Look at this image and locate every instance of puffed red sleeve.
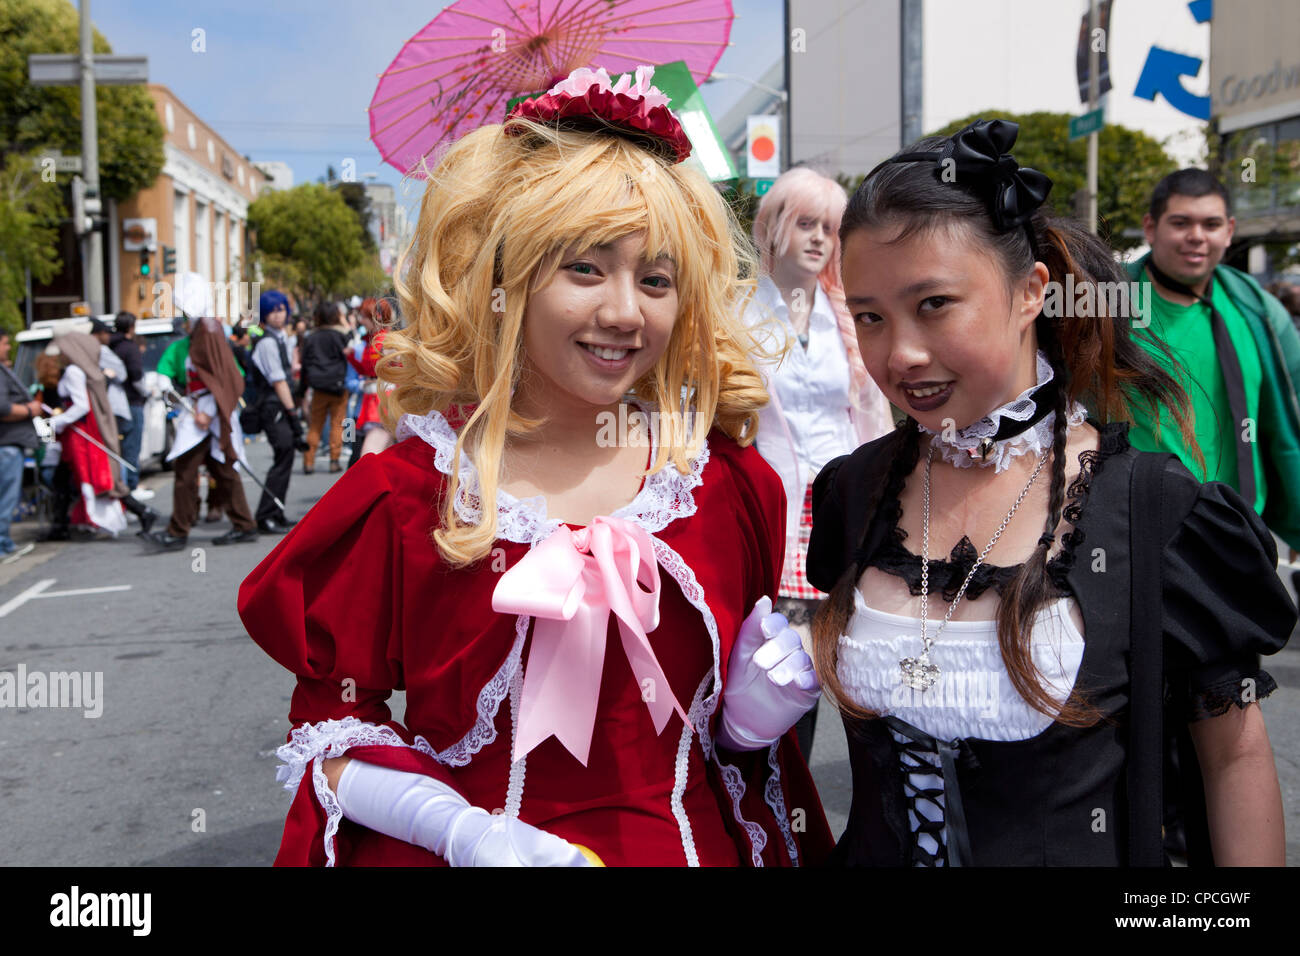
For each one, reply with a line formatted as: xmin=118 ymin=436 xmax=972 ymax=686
xmin=238 ymin=452 xmax=456 ymax=866
xmin=704 ymin=437 xmax=834 ymax=867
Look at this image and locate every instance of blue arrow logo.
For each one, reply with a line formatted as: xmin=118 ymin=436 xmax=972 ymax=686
xmin=1134 ymin=47 xmax=1211 ymax=120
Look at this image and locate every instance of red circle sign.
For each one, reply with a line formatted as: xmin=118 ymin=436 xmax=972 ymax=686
xmin=751 ymin=136 xmax=775 ymax=161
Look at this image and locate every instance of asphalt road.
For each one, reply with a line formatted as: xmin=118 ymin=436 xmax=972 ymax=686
xmin=1 ymin=435 xmax=1297 ymax=865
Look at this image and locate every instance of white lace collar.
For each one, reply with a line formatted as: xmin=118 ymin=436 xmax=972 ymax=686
xmin=918 ymin=351 xmax=1086 ymax=473
xmin=395 ymin=406 xmax=710 ymax=545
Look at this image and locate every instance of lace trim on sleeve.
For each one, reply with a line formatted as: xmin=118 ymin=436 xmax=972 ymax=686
xmin=763 ymin=742 xmax=799 ymax=866
xmin=671 ymin=673 xmax=714 ymax=867
xmin=435 ymin=613 xmax=529 ymax=767
xmin=652 ymin=535 xmax=767 ymax=866
xmin=1183 ymin=670 xmax=1279 ymax=722
xmin=275 ymin=716 xmax=440 ymax=868
xmin=396 ymin=407 xmax=710 ymax=543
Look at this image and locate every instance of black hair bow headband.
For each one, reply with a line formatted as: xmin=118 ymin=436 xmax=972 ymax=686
xmin=880 ymin=119 xmax=1053 ymax=255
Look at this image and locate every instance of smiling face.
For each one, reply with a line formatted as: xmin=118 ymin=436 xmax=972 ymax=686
xmin=841 ymin=221 xmax=1047 ymax=431
xmin=1143 ymin=193 xmax=1235 ymax=288
xmin=516 ymin=232 xmax=678 ymax=419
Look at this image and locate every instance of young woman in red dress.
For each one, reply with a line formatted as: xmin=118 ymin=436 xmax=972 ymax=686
xmin=239 ymin=66 xmax=832 ymax=867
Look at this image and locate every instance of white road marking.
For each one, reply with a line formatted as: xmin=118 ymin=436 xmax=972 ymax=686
xmin=0 ymin=578 xmax=56 ymax=618
xmin=0 ymin=579 xmax=132 ymax=619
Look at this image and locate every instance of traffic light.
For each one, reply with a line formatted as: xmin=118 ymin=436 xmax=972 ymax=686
xmin=70 ymin=175 xmax=92 ymax=236
xmin=161 ymin=245 xmax=177 ymax=275
xmin=139 ymin=249 xmax=152 ymax=277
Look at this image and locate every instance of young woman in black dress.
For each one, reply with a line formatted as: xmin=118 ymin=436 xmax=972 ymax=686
xmin=808 ymin=120 xmax=1293 ymax=866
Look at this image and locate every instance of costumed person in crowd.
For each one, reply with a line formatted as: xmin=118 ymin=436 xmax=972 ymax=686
xmin=344 ymin=297 xmax=393 ymax=468
xmin=300 ymin=299 xmax=352 ymax=474
xmin=33 ymin=353 xmax=63 ymax=496
xmin=144 ymin=317 xmax=259 ymax=550
xmin=808 ymin=120 xmax=1294 ymax=866
xmin=91 ymin=318 xmax=134 ymax=490
xmin=745 ymin=167 xmax=895 ymax=759
xmin=45 ymin=332 xmax=158 ymax=539
xmin=1 ymin=329 xmax=42 ymax=558
xmin=246 ymin=290 xmax=303 ymax=534
xmin=239 ymin=65 xmax=833 ymax=868
xmin=108 ymin=313 xmax=148 ymax=494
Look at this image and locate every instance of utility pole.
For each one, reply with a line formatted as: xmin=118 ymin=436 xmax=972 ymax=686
xmin=29 ymin=2 xmax=147 ymax=316
xmin=782 ymin=0 xmax=792 ymax=172
xmin=1087 ymin=0 xmax=1100 ymax=235
xmin=900 ymin=0 xmax=923 ymax=148
xmin=79 ymin=0 xmax=104 ymax=314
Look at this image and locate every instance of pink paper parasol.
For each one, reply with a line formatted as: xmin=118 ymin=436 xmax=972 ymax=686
xmin=368 ymin=0 xmax=734 ymax=176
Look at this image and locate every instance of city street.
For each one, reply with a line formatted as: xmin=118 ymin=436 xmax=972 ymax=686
xmin=1 ymin=435 xmax=1298 ymax=865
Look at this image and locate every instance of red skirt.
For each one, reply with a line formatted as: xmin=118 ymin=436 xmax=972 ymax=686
xmin=60 ymin=406 xmax=119 ymax=529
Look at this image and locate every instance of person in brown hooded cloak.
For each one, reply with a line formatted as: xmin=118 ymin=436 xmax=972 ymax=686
xmin=145 ymin=317 xmax=258 ymax=549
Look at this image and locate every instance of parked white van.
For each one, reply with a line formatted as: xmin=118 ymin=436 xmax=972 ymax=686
xmin=11 ymin=316 xmax=185 ymax=470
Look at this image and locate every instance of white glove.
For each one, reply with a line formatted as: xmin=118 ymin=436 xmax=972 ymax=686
xmin=717 ymin=596 xmax=821 ymax=751
xmin=334 ymin=759 xmax=594 ymax=867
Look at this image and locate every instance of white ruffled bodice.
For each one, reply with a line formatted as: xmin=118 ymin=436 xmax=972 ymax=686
xmin=837 ymin=587 xmax=1085 ymax=743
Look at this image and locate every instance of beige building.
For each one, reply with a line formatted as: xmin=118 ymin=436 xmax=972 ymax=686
xmin=1211 ymin=0 xmax=1300 ymax=259
xmin=112 ymin=85 xmax=271 ymax=319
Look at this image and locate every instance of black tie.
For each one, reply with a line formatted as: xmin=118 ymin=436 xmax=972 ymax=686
xmin=1144 ymin=261 xmax=1256 ymax=506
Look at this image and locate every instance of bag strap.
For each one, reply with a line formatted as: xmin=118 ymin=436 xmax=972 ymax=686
xmin=1127 ymin=451 xmax=1173 ymax=866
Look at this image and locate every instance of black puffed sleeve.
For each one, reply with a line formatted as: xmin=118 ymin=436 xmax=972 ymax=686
xmin=807 ymin=456 xmax=848 ymax=593
xmin=1162 ymin=476 xmax=1296 ymax=721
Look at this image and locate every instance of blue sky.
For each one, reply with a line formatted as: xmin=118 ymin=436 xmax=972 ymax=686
xmin=90 ymin=0 xmax=783 ymax=208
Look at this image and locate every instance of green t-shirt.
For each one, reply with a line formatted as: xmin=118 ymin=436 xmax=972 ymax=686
xmin=1128 ymin=274 xmax=1266 ymax=512
xmin=156 ymin=337 xmax=189 ymax=388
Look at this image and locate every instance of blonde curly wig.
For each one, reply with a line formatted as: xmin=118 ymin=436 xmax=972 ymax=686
xmin=386 ymin=117 xmax=770 ymax=566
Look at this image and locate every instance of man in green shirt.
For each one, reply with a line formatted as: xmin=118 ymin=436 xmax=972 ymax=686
xmin=1127 ymin=168 xmax=1300 ymax=551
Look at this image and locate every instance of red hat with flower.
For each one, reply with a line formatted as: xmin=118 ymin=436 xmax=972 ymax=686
xmin=505 ymin=65 xmax=693 ymax=165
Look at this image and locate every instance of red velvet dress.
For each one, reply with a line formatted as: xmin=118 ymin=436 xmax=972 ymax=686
xmin=238 ymin=409 xmax=834 ymax=867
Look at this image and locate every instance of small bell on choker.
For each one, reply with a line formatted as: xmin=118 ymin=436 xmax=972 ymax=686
xmin=976 ymin=437 xmax=995 ymax=460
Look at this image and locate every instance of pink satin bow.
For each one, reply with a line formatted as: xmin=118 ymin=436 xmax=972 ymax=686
xmin=491 ymin=515 xmax=691 ymax=766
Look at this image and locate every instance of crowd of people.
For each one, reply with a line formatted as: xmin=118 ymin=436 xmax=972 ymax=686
xmin=4 ymin=61 xmax=1298 ymax=868
xmin=0 ymin=286 xmax=395 ymax=556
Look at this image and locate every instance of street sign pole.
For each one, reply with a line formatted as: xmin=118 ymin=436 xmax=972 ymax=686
xmin=1087 ymin=0 xmax=1100 ymax=235
xmin=28 ymin=7 xmax=147 ymax=317
xmin=79 ymin=0 xmax=104 ymax=315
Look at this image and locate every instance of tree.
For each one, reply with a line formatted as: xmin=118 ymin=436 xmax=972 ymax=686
xmin=336 ymin=182 xmax=375 ymax=252
xmin=0 ymin=0 xmax=164 ymax=201
xmin=248 ymin=184 xmax=367 ymax=304
xmin=0 ymin=151 xmax=63 ymax=333
xmin=931 ymin=111 xmax=1178 ymax=251
xmin=342 ymin=257 xmax=392 ymax=300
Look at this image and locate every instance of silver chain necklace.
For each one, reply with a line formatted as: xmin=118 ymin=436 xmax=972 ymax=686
xmin=898 ymin=444 xmax=1049 ymax=692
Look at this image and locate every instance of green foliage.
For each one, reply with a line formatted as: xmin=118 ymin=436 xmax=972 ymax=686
xmin=930 ymin=111 xmax=1178 ymax=250
xmin=0 ymin=150 xmax=63 ymax=334
xmin=335 ymin=182 xmax=375 ymax=252
xmin=248 ymin=184 xmax=367 ymax=304
xmin=0 ymin=0 xmax=164 ymax=200
xmin=343 ymin=257 xmax=392 ymax=300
